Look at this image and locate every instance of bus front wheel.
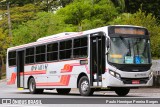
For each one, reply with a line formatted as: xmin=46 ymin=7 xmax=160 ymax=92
xmin=78 ymin=76 xmax=94 ymax=96
xmin=29 ymin=78 xmax=43 ymax=94
xmin=56 ymin=88 xmax=71 ymax=95
xmin=115 ymin=88 xmax=130 ymax=96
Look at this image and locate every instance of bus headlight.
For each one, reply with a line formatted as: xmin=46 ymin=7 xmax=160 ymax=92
xmin=149 ymin=71 xmax=153 ymax=79
xmin=109 ymin=70 xmax=121 ymax=80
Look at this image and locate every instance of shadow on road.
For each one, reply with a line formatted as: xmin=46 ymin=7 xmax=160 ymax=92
xmin=11 ymin=91 xmax=143 ymax=97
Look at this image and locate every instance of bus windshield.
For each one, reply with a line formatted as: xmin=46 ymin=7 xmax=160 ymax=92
xmin=108 ymin=37 xmax=150 ymax=64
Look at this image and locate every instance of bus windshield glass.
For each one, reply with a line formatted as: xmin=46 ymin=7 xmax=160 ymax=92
xmin=108 ymin=37 xmax=150 ymax=64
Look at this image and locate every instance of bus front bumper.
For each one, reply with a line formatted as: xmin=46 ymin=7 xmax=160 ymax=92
xmin=104 ymin=74 xmax=153 ymax=88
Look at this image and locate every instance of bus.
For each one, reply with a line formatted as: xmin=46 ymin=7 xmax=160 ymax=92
xmin=6 ymin=25 xmax=153 ymax=96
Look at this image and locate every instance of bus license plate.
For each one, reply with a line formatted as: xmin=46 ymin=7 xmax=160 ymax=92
xmin=132 ymin=80 xmax=140 ymax=84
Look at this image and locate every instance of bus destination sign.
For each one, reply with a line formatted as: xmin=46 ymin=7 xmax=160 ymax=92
xmin=115 ymin=27 xmax=145 ymax=35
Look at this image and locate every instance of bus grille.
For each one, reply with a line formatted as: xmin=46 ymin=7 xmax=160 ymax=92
xmin=121 ymin=77 xmax=149 ymax=84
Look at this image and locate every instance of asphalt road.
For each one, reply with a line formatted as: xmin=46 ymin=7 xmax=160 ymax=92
xmin=0 ymin=80 xmax=160 ymax=107
xmin=0 ymin=81 xmax=160 ymax=98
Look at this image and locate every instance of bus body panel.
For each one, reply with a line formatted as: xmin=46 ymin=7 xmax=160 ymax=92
xmin=7 ymin=59 xmax=90 ymax=89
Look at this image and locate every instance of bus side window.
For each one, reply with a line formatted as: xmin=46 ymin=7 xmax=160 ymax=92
xmin=73 ymin=37 xmax=88 ymax=58
xmin=8 ymin=51 xmax=16 ymax=66
xmin=36 ymin=45 xmax=46 ymax=62
xmin=25 ymin=47 xmax=35 ymax=64
xmin=47 ymin=43 xmax=58 ymax=61
xmin=59 ymin=40 xmax=72 ymax=60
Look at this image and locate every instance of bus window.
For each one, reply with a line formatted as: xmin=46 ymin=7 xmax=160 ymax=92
xmin=8 ymin=51 xmax=16 ymax=66
xmin=25 ymin=47 xmax=35 ymax=64
xmin=36 ymin=45 xmax=46 ymax=62
xmin=59 ymin=40 xmax=72 ymax=60
xmin=73 ymin=37 xmax=88 ymax=58
xmin=47 ymin=43 xmax=58 ymax=61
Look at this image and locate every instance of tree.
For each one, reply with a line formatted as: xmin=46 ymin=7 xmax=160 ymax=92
xmin=12 ymin=12 xmax=76 ymax=45
xmin=0 ymin=28 xmax=11 ymax=79
xmin=59 ymin=0 xmax=73 ymax=7
xmin=125 ymin=0 xmax=160 ymax=20
xmin=111 ymin=0 xmax=125 ymax=12
xmin=56 ymin=0 xmax=118 ymax=31
xmin=0 ymin=3 xmax=41 ymax=36
xmin=9 ymin=0 xmax=34 ymax=6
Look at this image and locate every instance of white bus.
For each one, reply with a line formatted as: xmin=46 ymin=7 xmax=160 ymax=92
xmin=6 ymin=25 xmax=153 ymax=96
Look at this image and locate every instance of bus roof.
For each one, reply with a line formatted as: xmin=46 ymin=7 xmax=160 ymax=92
xmin=108 ymin=25 xmax=146 ymax=28
xmin=37 ymin=32 xmax=77 ymax=42
xmin=7 ymin=25 xmax=147 ymax=51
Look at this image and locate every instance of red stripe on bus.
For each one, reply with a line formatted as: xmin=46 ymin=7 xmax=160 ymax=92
xmin=61 ymin=63 xmax=90 ymax=74
xmin=7 ymin=72 xmax=16 ymax=85
xmin=70 ymin=63 xmax=90 ymax=74
xmin=7 ymin=70 xmax=46 ymax=85
xmin=61 ymin=64 xmax=73 ymax=73
xmin=85 ymin=65 xmax=90 ymax=74
xmin=20 ymin=70 xmax=46 ymax=76
xmin=7 ymin=63 xmax=89 ymax=86
xmin=36 ymin=75 xmax=71 ymax=86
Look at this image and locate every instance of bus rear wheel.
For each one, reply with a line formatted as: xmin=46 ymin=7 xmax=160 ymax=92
xmin=78 ymin=76 xmax=94 ymax=96
xmin=115 ymin=88 xmax=130 ymax=96
xmin=56 ymin=88 xmax=71 ymax=95
xmin=29 ymin=78 xmax=43 ymax=94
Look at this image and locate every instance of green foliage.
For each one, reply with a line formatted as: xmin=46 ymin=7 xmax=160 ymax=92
xmin=57 ymin=0 xmax=118 ymax=31
xmin=9 ymin=0 xmax=35 ymax=6
xmin=12 ymin=0 xmax=119 ymax=46
xmin=12 ymin=12 xmax=76 ymax=45
xmin=0 ymin=4 xmax=40 ymax=32
xmin=0 ymin=28 xmax=10 ymax=54
xmin=59 ymin=0 xmax=73 ymax=7
xmin=111 ymin=0 xmax=125 ymax=12
xmin=10 ymin=4 xmax=40 ymax=24
xmin=125 ymin=0 xmax=160 ymax=20
xmin=0 ymin=28 xmax=11 ymax=67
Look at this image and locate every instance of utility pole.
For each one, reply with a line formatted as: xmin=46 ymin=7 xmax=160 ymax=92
xmin=7 ymin=1 xmax=12 ymax=39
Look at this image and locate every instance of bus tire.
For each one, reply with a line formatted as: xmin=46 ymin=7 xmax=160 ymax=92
xmin=78 ymin=76 xmax=94 ymax=96
xmin=115 ymin=88 xmax=130 ymax=96
xmin=56 ymin=88 xmax=71 ymax=95
xmin=29 ymin=78 xmax=43 ymax=94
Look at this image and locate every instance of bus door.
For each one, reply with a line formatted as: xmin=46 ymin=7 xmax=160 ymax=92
xmin=17 ymin=50 xmax=25 ymax=88
xmin=90 ymin=32 xmax=105 ymax=87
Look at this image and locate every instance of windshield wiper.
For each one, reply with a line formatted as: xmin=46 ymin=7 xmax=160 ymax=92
xmin=126 ymin=40 xmax=131 ymax=56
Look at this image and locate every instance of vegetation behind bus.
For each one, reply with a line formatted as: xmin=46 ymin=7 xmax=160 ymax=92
xmin=1 ymin=0 xmax=160 ymax=79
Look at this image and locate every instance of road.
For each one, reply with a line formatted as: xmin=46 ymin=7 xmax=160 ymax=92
xmin=0 ymin=81 xmax=160 ymax=98
xmin=0 ymin=81 xmax=160 ymax=107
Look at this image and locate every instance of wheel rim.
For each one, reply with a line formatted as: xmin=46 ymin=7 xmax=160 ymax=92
xmin=30 ymin=81 xmax=35 ymax=92
xmin=81 ymin=80 xmax=89 ymax=93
